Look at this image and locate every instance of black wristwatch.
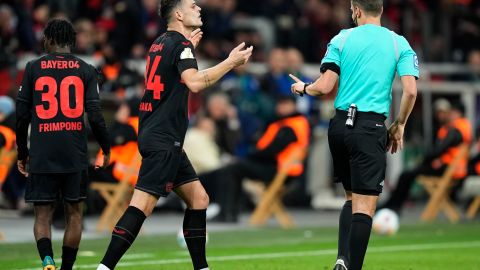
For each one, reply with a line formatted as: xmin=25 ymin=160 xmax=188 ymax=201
xmin=302 ymin=83 xmax=311 ymax=96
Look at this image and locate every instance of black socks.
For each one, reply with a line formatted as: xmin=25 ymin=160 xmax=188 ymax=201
xmin=337 ymin=200 xmax=352 ymax=262
xmin=37 ymin=238 xmax=53 ymax=261
xmin=100 ymin=206 xmax=147 ymax=269
xmin=349 ymin=213 xmax=373 ymax=270
xmin=183 ymin=209 xmax=208 ymax=270
xmin=61 ymin=246 xmax=78 ymax=270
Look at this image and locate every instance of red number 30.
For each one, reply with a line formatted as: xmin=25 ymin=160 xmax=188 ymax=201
xmin=35 ymin=76 xmax=84 ymax=119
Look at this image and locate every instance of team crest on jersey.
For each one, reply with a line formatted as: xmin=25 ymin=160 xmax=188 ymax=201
xmin=180 ymin=47 xmax=195 ymax=60
xmin=414 ymin=55 xmax=419 ymax=69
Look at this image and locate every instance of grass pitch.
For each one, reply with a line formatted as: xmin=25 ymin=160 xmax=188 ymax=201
xmin=1 ymin=222 xmax=479 ymax=270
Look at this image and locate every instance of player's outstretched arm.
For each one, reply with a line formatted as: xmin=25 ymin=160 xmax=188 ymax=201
xmin=181 ymin=42 xmax=253 ymax=93
xmin=289 ymin=70 xmax=338 ymax=97
xmin=387 ymin=75 xmax=417 ymax=154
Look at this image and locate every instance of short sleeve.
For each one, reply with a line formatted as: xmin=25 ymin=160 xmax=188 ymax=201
xmin=396 ymin=36 xmax=419 ymax=79
xmin=17 ymin=62 xmax=33 ymax=103
xmin=321 ymin=30 xmax=348 ymax=67
xmin=85 ymin=65 xmax=100 ymax=103
xmin=174 ymin=41 xmax=198 ymax=74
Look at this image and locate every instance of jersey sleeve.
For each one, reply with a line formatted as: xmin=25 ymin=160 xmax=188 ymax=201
xmin=321 ymin=30 xmax=348 ymax=67
xmin=85 ymin=65 xmax=101 ymax=104
xmin=174 ymin=41 xmax=198 ymax=74
xmin=17 ymin=61 xmax=33 ymax=103
xmin=396 ymin=36 xmax=420 ymax=79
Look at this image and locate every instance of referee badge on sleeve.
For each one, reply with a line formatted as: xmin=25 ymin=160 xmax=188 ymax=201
xmin=413 ymin=55 xmax=419 ymax=70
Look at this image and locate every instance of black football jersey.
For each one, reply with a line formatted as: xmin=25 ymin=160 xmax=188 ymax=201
xmin=138 ymin=31 xmax=198 ymax=153
xmin=17 ymin=53 xmax=100 ymax=173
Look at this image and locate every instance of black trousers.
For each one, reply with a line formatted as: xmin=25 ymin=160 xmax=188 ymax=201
xmin=200 ymin=158 xmax=277 ymax=220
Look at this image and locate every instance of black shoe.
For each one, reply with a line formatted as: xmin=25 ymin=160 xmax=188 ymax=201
xmin=333 ymin=258 xmax=348 ymax=270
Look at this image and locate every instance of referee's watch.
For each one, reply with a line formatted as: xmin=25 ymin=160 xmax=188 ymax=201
xmin=302 ymin=83 xmax=312 ymax=96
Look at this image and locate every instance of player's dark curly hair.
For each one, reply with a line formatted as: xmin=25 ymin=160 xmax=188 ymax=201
xmin=43 ymin=18 xmax=76 ymax=48
xmin=352 ymin=0 xmax=383 ymax=16
xmin=159 ymin=0 xmax=183 ymax=22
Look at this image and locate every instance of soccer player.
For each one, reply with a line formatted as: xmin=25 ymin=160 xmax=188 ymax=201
xmin=16 ymin=19 xmax=111 ymax=270
xmin=96 ymin=0 xmax=253 ymax=269
xmin=290 ymin=1 xmax=418 ymax=269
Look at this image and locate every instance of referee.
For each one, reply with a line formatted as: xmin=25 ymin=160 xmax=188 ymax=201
xmin=290 ymin=1 xmax=418 ymax=269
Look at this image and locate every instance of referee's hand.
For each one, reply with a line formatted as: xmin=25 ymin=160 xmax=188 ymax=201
xmin=289 ymin=74 xmax=305 ymax=96
xmin=387 ymin=121 xmax=405 ymax=154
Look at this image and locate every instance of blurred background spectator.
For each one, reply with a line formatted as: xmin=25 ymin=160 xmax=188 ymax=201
xmin=0 ymin=0 xmax=479 ymax=216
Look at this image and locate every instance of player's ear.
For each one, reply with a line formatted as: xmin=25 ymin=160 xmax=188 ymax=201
xmin=175 ymin=9 xmax=183 ymax=22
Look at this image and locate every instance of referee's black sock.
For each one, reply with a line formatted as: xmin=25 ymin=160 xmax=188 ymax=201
xmin=183 ymin=209 xmax=208 ymax=270
xmin=60 ymin=246 xmax=78 ymax=270
xmin=337 ymin=200 xmax=352 ymax=262
xmin=100 ymin=206 xmax=146 ymax=269
xmin=349 ymin=213 xmax=372 ymax=270
xmin=36 ymin=237 xmax=53 ymax=261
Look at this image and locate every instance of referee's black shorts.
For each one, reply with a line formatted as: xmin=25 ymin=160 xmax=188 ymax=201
xmin=328 ymin=109 xmax=388 ymax=195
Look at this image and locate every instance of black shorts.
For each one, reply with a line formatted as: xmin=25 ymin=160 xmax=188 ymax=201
xmin=328 ymin=110 xmax=388 ymax=195
xmin=135 ymin=149 xmax=198 ymax=197
xmin=25 ymin=170 xmax=88 ymax=203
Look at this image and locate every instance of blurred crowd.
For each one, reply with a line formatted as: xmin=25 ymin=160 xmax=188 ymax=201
xmin=1 ymin=0 xmax=480 ymax=217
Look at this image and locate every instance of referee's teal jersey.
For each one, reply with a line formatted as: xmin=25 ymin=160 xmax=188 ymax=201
xmin=321 ymin=24 xmax=419 ymax=117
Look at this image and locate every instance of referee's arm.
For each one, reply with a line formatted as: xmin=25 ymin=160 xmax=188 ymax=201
xmin=290 ymin=69 xmax=339 ymax=97
xmin=395 ymin=75 xmax=417 ymax=125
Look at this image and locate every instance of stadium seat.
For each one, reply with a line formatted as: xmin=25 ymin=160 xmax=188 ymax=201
xmin=417 ymin=144 xmax=469 ymax=223
xmin=248 ymin=148 xmax=307 ymax=228
xmin=466 ymin=195 xmax=480 ymax=219
xmin=90 ymin=153 xmax=141 ymax=232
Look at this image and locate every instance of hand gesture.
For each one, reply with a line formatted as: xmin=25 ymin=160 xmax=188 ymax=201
xmin=289 ymin=74 xmax=305 ymax=96
xmin=189 ymin=28 xmax=203 ymax=49
xmin=228 ymin=42 xmax=253 ymax=68
xmin=17 ymin=158 xmax=29 ymax=177
xmin=387 ymin=121 xmax=405 ymax=154
xmin=95 ymin=152 xmax=111 ymax=170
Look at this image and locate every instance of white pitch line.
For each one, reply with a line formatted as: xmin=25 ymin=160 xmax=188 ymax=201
xmin=15 ymin=240 xmax=480 ymax=270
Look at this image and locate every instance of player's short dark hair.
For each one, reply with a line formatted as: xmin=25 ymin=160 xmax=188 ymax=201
xmin=159 ymin=0 xmax=183 ymax=22
xmin=352 ymin=0 xmax=383 ymax=16
xmin=43 ymin=18 xmax=76 ymax=48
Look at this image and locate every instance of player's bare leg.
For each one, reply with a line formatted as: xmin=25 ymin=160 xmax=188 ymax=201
xmin=334 ymin=191 xmax=353 ymax=270
xmin=97 ymin=190 xmax=154 ymax=270
xmin=61 ymin=201 xmax=83 ymax=270
xmin=33 ymin=203 xmax=56 ymax=270
xmin=175 ymin=180 xmax=210 ymax=270
xmin=349 ymin=193 xmax=378 ymax=270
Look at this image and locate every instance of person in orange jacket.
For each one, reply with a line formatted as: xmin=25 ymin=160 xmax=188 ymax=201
xmin=201 ymin=95 xmax=310 ymax=222
xmin=380 ymin=100 xmax=472 ymax=213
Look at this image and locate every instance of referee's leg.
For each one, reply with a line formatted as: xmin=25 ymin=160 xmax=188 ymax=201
xmin=350 ymin=193 xmax=378 ymax=270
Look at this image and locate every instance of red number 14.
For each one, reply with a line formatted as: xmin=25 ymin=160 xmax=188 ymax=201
xmin=145 ymin=55 xmax=164 ymax=100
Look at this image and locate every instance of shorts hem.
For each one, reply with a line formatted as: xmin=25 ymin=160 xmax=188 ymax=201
xmin=25 ymin=198 xmax=56 ymax=203
xmin=134 ymin=186 xmax=166 ymax=198
xmin=172 ymin=177 xmax=199 ymax=189
xmin=352 ymin=189 xmax=381 ymax=196
xmin=63 ymin=197 xmax=87 ymax=202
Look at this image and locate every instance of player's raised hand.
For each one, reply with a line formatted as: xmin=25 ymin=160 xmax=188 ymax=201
xmin=95 ymin=152 xmax=111 ymax=170
xmin=387 ymin=121 xmax=405 ymax=154
xmin=228 ymin=42 xmax=253 ymax=67
xmin=17 ymin=158 xmax=29 ymax=177
xmin=289 ymin=74 xmax=306 ymax=96
xmin=189 ymin=28 xmax=203 ymax=49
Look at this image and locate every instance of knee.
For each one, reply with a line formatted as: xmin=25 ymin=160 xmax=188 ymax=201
xmin=190 ymin=191 xmax=209 ymax=209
